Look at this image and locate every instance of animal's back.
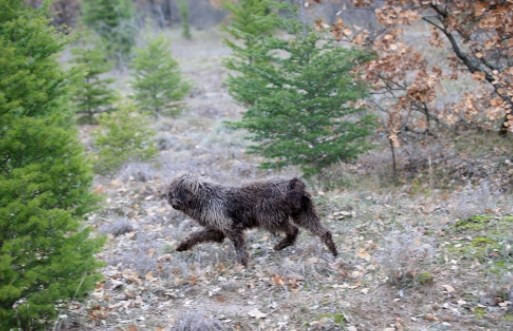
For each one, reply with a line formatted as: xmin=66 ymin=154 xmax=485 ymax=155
xmin=223 ymin=179 xmax=293 ymax=228
xmin=239 ymin=178 xmax=292 ymax=197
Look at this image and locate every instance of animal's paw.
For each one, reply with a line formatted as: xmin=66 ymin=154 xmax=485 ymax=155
xmin=176 ymin=243 xmax=190 ymax=252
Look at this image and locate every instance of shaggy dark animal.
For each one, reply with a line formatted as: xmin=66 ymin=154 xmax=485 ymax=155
xmin=165 ymin=174 xmax=338 ymax=266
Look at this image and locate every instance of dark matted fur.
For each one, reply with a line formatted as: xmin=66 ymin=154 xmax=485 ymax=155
xmin=165 ymin=174 xmax=338 ymax=266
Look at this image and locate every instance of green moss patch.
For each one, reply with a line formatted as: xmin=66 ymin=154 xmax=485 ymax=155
xmin=416 ymin=271 xmax=435 ymax=285
xmin=387 ymin=270 xmax=435 ymax=288
xmin=473 ymin=307 xmax=486 ymax=319
xmin=448 ymin=215 xmax=513 ymax=273
xmin=453 ymin=215 xmax=494 ymax=232
xmin=317 ymin=312 xmax=347 ymax=327
xmin=504 ymin=313 xmax=513 ymax=322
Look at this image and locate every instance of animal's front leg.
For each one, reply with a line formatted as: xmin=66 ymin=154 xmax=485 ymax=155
xmin=176 ymin=229 xmax=225 ymax=251
xmin=225 ymin=230 xmax=249 ymax=267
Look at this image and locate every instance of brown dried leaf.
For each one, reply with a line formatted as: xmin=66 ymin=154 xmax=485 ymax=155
xmin=272 ymin=274 xmax=285 ymax=286
xmin=356 ymin=248 xmax=371 ymax=261
xmin=122 ymin=269 xmax=142 ymax=285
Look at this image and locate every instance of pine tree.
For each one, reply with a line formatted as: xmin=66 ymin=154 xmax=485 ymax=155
xmin=223 ymin=0 xmax=284 ymax=51
xmin=228 ymin=23 xmax=376 ymax=175
xmin=72 ymin=41 xmax=117 ymax=124
xmin=0 ymin=2 xmax=103 ymax=329
xmin=131 ymin=36 xmax=190 ymax=115
xmin=223 ymin=0 xmax=286 ymax=105
xmin=178 ymin=0 xmax=191 ymax=40
xmin=93 ymin=102 xmax=158 ymax=174
xmin=81 ymin=0 xmax=136 ymax=63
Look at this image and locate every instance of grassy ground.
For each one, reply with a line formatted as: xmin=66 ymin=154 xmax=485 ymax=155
xmin=59 ymin=28 xmax=513 ymax=331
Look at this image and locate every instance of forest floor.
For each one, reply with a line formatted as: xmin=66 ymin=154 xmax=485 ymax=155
xmin=60 ymin=29 xmax=513 ymax=331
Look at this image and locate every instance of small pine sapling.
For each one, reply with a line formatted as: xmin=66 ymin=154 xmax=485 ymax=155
xmin=72 ymin=42 xmax=118 ymax=124
xmin=93 ymin=102 xmax=157 ymax=174
xmin=178 ymin=0 xmax=192 ymax=40
xmin=223 ymin=0 xmax=287 ymax=105
xmin=81 ymin=0 xmax=136 ymax=63
xmin=131 ymin=36 xmax=190 ymax=115
xmin=229 ymin=25 xmax=376 ymax=175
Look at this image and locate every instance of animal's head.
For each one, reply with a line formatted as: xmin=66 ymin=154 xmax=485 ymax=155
xmin=165 ymin=174 xmax=201 ymax=211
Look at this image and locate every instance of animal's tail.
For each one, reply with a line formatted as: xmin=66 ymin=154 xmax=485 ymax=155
xmin=287 ymin=178 xmax=338 ymax=257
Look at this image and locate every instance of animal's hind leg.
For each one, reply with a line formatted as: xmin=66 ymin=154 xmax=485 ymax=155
xmin=176 ymin=229 xmax=225 ymax=252
xmin=274 ymin=222 xmax=299 ymax=251
xmin=292 ymin=212 xmax=338 ymax=257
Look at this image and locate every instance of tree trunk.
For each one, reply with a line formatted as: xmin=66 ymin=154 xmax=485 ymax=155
xmin=388 ymin=137 xmax=398 ymax=182
xmin=162 ymin=0 xmax=173 ymax=27
xmin=499 ymin=111 xmax=513 ymax=135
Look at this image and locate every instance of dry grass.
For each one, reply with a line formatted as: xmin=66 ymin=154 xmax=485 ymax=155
xmin=376 ymin=228 xmax=435 ymax=288
xmin=117 ymin=162 xmax=158 ymax=182
xmin=99 ymin=217 xmax=135 ymax=237
xmin=171 ymin=311 xmax=224 ymax=331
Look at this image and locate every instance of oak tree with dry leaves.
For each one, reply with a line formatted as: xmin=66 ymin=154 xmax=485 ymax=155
xmin=310 ymin=0 xmax=513 ymax=174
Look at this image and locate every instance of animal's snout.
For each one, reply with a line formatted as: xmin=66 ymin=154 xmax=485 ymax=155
xmin=168 ymin=197 xmax=182 ymax=210
xmin=160 ymin=189 xmax=180 ymax=209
